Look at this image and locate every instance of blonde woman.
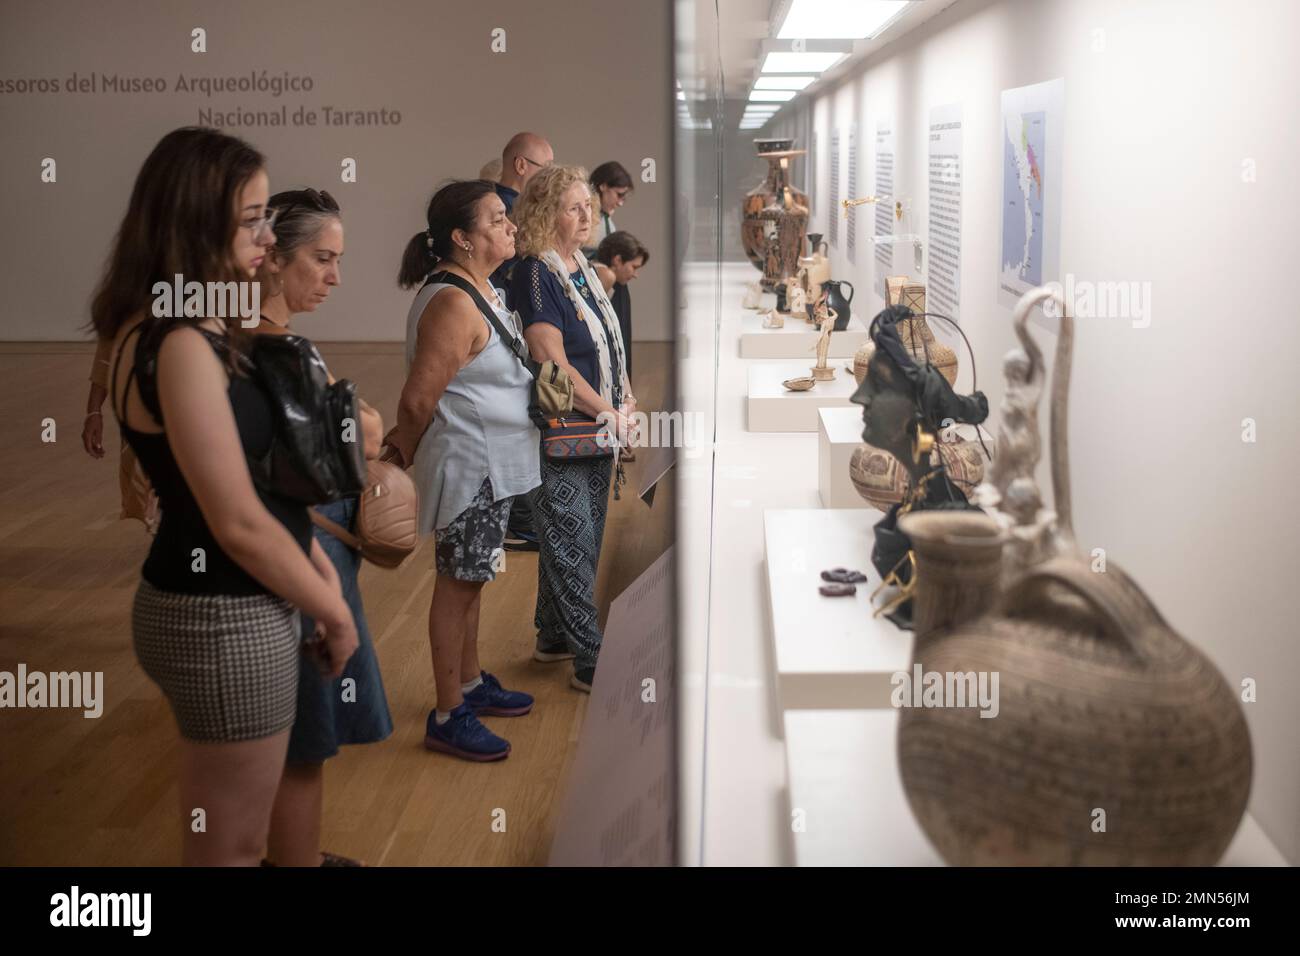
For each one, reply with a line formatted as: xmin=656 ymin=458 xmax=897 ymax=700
xmin=508 ymin=165 xmax=636 ymax=692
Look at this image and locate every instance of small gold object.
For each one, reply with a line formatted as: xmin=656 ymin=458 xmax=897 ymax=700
xmin=841 ymin=195 xmax=882 ymax=217
xmin=782 ymin=376 xmax=816 ymax=391
xmin=911 ymin=427 xmax=935 ymax=465
xmin=841 ymin=196 xmax=904 ymax=221
xmin=870 ymin=550 xmax=917 ymax=619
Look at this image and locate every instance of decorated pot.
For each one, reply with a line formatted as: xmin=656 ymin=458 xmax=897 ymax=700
xmin=854 ymin=279 xmax=958 ymax=386
xmin=741 ymin=140 xmax=809 ymax=291
xmin=892 ymin=286 xmax=1253 ymax=866
xmin=848 ymin=439 xmax=985 ymax=512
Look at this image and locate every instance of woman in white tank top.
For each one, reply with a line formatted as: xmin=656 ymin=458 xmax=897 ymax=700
xmin=390 ymin=181 xmax=540 ymax=763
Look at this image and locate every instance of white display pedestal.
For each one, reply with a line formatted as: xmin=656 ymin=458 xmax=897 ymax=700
xmin=739 ymin=314 xmax=868 ymax=359
xmin=763 ymin=508 xmax=909 ymax=710
xmin=817 ymin=406 xmax=869 ymax=509
xmin=784 ymin=709 xmax=942 ymax=866
xmin=783 ymin=707 xmax=1289 ymax=867
xmin=748 ymin=363 xmax=859 ymax=433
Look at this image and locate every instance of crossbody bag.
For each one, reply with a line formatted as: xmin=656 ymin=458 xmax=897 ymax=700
xmin=428 ymin=272 xmax=614 ymax=461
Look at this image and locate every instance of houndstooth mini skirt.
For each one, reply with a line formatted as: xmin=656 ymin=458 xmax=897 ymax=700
xmin=132 ymin=579 xmax=301 ymax=742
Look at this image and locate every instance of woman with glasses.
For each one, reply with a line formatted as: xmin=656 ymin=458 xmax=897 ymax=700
xmin=509 ymin=165 xmax=636 ymax=693
xmin=95 ymin=127 xmax=357 ymax=865
xmin=252 ymin=188 xmax=393 ymax=865
xmin=588 ymin=161 xmax=634 ymax=247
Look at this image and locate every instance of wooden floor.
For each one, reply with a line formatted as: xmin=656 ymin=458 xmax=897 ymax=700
xmin=0 ymin=341 xmax=674 ymax=866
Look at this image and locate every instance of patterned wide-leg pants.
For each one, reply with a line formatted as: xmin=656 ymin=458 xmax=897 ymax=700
xmin=533 ymin=453 xmax=614 ymax=670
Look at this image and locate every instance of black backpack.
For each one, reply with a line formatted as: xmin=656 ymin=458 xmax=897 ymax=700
xmin=246 ymin=333 xmax=366 ymax=504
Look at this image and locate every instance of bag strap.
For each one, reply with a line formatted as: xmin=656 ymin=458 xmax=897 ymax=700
xmin=426 ymin=270 xmax=549 ymax=429
xmin=310 ymin=509 xmax=362 ymax=551
xmin=427 ymin=271 xmax=537 ymax=379
xmin=109 ymin=322 xmax=146 ymax=422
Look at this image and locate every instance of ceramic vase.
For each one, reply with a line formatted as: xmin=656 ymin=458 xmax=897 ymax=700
xmin=892 ymin=286 xmax=1253 ymax=867
xmin=848 ymin=439 xmax=985 ymax=512
xmin=897 ymin=547 xmax=1253 ymax=866
xmin=852 ymin=278 xmax=958 ymax=386
xmin=742 ymin=139 xmax=810 ymax=291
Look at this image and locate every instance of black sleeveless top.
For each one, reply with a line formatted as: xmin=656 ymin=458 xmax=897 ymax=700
xmin=114 ymin=320 xmax=312 ymax=595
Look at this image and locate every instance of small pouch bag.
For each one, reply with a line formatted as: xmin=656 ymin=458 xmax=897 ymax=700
xmin=428 ymin=271 xmax=575 ymax=426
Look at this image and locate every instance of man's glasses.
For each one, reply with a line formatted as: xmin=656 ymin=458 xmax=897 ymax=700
xmin=522 ymin=156 xmax=550 ymax=169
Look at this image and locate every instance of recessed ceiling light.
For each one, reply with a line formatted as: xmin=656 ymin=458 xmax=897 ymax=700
xmin=777 ymin=0 xmax=909 ymax=40
xmin=749 ymin=89 xmax=797 ymax=102
xmin=761 ymin=51 xmax=845 ymax=73
xmin=754 ymin=75 xmax=816 ymax=91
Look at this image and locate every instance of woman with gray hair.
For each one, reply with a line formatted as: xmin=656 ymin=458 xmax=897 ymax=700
xmin=509 ymin=164 xmax=637 ymax=693
xmin=253 ymin=187 xmax=392 ymax=865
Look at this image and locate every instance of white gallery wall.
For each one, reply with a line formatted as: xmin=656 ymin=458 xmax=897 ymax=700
xmin=767 ymin=0 xmax=1300 ymax=863
xmin=0 ymin=0 xmax=672 ymax=343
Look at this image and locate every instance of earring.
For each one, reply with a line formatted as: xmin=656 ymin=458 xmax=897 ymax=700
xmin=911 ymin=425 xmax=935 ymax=465
xmin=463 ymin=243 xmax=473 ymax=259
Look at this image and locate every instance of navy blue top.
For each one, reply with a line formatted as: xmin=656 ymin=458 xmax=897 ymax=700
xmin=512 ymin=256 xmax=615 ymax=395
xmin=490 ymin=183 xmax=521 ymax=298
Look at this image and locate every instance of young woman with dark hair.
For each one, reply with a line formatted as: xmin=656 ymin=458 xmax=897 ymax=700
xmin=588 ymin=160 xmax=634 ymax=245
xmin=97 ymin=127 xmax=357 ymax=866
xmin=593 ymin=230 xmax=649 ymax=380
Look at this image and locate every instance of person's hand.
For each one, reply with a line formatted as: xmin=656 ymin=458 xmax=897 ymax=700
xmin=613 ymin=410 xmax=640 ymax=448
xmin=383 ymin=426 xmax=414 ymax=469
xmin=82 ymin=413 xmax=105 ymax=458
xmin=309 ymin=602 xmax=358 ymax=679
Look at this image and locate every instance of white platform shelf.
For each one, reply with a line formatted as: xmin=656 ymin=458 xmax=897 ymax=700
xmin=739 ymin=314 xmax=868 ymax=359
xmin=783 ymin=707 xmax=1289 ymax=867
xmin=748 ymin=362 xmax=860 ymax=433
xmin=818 ymin=405 xmax=870 ymax=509
xmin=763 ymin=508 xmax=909 ymax=710
xmin=784 ymin=709 xmax=942 ymax=866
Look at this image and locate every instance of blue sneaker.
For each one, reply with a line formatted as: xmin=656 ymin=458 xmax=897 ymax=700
xmin=464 ymin=671 xmax=534 ymax=717
xmin=424 ymin=702 xmax=510 ymax=761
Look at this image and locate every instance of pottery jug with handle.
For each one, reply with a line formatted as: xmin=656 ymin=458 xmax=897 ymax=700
xmin=893 ymin=286 xmax=1252 ymax=866
xmin=822 ymin=279 xmax=854 ymax=331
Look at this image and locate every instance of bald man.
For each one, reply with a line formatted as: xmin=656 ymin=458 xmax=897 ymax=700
xmin=490 ymin=131 xmax=553 ymax=299
xmin=497 ymin=131 xmax=554 ymax=203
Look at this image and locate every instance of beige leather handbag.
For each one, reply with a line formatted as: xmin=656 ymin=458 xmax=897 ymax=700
xmin=311 ymin=452 xmax=418 ymax=569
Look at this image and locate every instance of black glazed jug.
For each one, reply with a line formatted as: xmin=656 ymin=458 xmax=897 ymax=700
xmin=822 ymin=280 xmax=854 ymax=331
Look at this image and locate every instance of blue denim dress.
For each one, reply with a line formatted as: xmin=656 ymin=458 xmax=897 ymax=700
xmin=286 ymin=496 xmax=394 ymax=763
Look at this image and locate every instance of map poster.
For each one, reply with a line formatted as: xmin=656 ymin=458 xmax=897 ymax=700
xmin=873 ymin=117 xmax=896 ymax=298
xmin=926 ymin=102 xmax=963 ymax=322
xmin=998 ymin=78 xmax=1064 ymax=309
